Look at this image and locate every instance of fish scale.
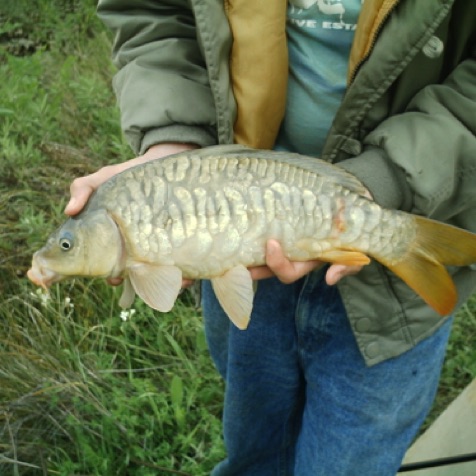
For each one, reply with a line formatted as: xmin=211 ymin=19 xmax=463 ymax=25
xmin=95 ymin=154 xmax=407 ymax=272
xmin=28 ymin=145 xmax=476 ymax=330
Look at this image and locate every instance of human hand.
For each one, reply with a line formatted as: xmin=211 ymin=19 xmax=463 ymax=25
xmin=249 ymin=239 xmax=364 ymax=286
xmin=65 ymin=142 xmax=199 ymax=287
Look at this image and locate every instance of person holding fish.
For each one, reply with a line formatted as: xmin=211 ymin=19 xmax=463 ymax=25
xmin=40 ymin=0 xmax=476 ymax=474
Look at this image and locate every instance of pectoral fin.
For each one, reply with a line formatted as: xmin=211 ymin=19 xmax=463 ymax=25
xmin=211 ymin=265 xmax=254 ymax=330
xmin=119 ymin=277 xmax=136 ymax=308
xmin=128 ymin=263 xmax=182 ymax=312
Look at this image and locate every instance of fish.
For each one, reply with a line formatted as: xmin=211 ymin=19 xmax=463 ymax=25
xmin=27 ymin=145 xmax=476 ymax=329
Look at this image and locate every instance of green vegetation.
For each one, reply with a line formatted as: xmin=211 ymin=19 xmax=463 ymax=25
xmin=0 ymin=1 xmax=224 ymax=474
xmin=0 ymin=1 xmax=474 ymax=474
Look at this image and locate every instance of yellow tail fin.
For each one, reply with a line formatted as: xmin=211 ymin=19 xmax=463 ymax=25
xmin=382 ymin=216 xmax=476 ymax=316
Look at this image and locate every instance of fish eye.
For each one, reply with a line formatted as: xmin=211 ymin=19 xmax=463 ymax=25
xmin=59 ymin=233 xmax=74 ymax=252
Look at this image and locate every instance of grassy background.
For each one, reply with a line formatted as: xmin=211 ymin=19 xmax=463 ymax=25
xmin=0 ymin=2 xmax=225 ymax=474
xmin=0 ymin=1 xmax=475 ymax=474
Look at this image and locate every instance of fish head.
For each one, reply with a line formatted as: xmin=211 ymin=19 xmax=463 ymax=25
xmin=28 ymin=209 xmax=124 ymax=288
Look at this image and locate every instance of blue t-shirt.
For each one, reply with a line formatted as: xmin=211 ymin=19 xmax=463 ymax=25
xmin=274 ymin=0 xmax=362 ymax=157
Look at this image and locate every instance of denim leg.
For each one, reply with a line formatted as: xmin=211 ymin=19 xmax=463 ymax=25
xmin=294 ymin=271 xmax=452 ymax=476
xmin=202 ymin=278 xmax=305 ymax=476
xmin=202 ymin=272 xmax=452 ymax=476
xmin=202 ymin=279 xmax=232 ymax=380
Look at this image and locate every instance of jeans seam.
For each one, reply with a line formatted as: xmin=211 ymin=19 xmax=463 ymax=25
xmin=294 ymin=273 xmax=313 ymax=364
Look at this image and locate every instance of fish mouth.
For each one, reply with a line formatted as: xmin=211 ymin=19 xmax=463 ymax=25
xmin=27 ymin=254 xmax=63 ymax=289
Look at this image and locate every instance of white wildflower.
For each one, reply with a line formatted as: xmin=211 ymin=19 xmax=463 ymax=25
xmin=120 ymin=309 xmax=136 ymax=322
xmin=34 ymin=288 xmax=50 ymax=307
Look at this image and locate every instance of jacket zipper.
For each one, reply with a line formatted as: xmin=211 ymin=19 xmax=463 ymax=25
xmin=348 ymin=0 xmax=401 ymax=84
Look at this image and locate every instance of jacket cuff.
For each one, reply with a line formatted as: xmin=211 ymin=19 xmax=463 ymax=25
xmin=337 ymin=148 xmax=413 ymax=211
xmin=127 ymin=125 xmax=217 ymax=155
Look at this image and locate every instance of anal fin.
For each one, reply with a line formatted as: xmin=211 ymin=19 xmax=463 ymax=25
xmin=318 ymin=250 xmax=371 ymax=266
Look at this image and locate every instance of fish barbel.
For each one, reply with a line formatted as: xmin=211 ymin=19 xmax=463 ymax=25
xmin=28 ymin=145 xmax=476 ymax=329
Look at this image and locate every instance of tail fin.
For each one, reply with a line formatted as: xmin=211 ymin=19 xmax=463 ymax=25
xmin=382 ymin=216 xmax=476 ymax=316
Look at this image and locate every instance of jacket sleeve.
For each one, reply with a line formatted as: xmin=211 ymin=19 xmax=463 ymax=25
xmin=340 ymin=44 xmax=476 ymax=232
xmin=97 ymin=0 xmax=218 ymax=154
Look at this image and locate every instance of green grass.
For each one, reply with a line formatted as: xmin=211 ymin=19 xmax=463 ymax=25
xmin=0 ymin=2 xmax=224 ymax=474
xmin=0 ymin=1 xmax=474 ymax=474
xmin=0 ymin=285 xmax=224 ymax=475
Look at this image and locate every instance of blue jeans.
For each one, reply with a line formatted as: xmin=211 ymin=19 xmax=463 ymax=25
xmin=202 ymin=269 xmax=452 ymax=476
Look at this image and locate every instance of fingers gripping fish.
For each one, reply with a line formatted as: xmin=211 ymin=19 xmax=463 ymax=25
xmin=28 ymin=145 xmax=476 ymax=329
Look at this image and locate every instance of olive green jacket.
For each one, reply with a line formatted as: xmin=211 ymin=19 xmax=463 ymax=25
xmin=97 ymin=0 xmax=476 ymax=365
